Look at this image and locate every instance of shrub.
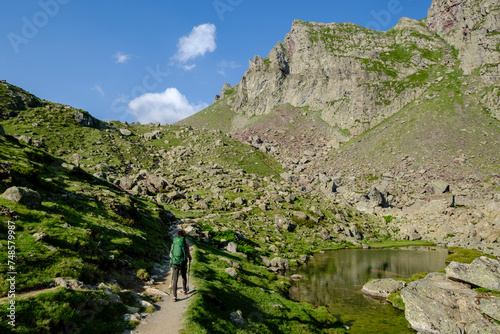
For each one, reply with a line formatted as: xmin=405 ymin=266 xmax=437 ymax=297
xmin=136 ymin=269 xmax=150 ymax=281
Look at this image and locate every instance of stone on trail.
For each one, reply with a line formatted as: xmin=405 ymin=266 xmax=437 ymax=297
xmin=142 ymin=286 xmax=169 ymax=299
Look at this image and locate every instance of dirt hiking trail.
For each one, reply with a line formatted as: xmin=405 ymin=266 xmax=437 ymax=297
xmin=128 ymin=225 xmax=195 ymax=334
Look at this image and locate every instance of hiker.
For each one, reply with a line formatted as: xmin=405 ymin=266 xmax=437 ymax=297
xmin=170 ymin=230 xmax=192 ymax=302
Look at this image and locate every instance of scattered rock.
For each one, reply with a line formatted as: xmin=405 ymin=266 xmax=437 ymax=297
xmin=54 ymin=277 xmax=90 ymax=290
xmin=401 ymin=273 xmax=500 ymax=334
xmin=120 ymin=129 xmax=132 ymax=136
xmin=233 ymin=197 xmax=246 ymax=206
xmin=270 ymin=257 xmax=289 ymax=271
xmin=75 ymin=111 xmax=99 ymax=128
xmin=118 ymin=177 xmax=134 ymax=191
xmin=361 ymin=278 xmax=406 ymax=298
xmin=103 ymin=288 xmax=122 ymax=303
xmin=229 ymin=310 xmax=245 ymax=325
xmin=226 ymin=242 xmax=238 ymax=253
xmin=219 ymin=257 xmax=242 ymax=270
xmin=446 ymin=256 xmax=500 ymax=291
xmin=124 ymin=313 xmax=141 ymax=322
xmin=225 ymin=267 xmax=238 ymax=278
xmin=215 ymin=139 xmax=226 ymax=146
xmin=1 ymin=187 xmax=42 ymax=209
xmin=292 ymin=211 xmax=308 ymax=220
xmin=166 ymin=191 xmax=185 ymax=200
xmin=142 ymin=286 xmax=169 ymax=299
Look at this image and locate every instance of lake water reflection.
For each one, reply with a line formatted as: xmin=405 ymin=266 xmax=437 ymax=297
xmin=289 ymin=247 xmax=449 ymax=333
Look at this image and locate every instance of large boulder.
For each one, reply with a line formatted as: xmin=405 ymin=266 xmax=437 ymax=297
xmin=226 ymin=242 xmax=238 ymax=253
xmin=118 ymin=177 xmax=134 ymax=191
xmin=119 ymin=129 xmax=132 ymax=136
xmin=270 ymin=257 xmax=289 ymax=271
xmin=1 ymin=186 xmax=42 ymax=209
xmin=446 ymin=256 xmax=500 ymax=291
xmin=156 ymin=193 xmax=170 ymax=204
xmin=401 ymin=273 xmax=500 ymax=334
xmin=166 ymin=191 xmax=185 ymax=201
xmin=367 ymin=187 xmax=386 ymax=208
xmin=280 ymin=172 xmax=297 ymax=183
xmin=144 ymin=131 xmax=162 ymax=141
xmin=361 ymin=278 xmax=405 ymax=298
xmin=74 ymin=111 xmax=99 ymax=128
xmin=146 ymin=175 xmax=169 ymax=191
xmin=426 ymin=180 xmax=450 ymax=194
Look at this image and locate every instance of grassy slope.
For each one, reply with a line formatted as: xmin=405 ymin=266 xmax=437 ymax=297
xmin=176 ymin=95 xmax=237 ymax=134
xmin=183 ymin=241 xmax=347 ymax=334
xmin=0 ymin=134 xmax=172 ymax=332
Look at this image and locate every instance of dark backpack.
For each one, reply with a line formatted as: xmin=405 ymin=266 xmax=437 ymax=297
xmin=171 ymin=236 xmax=187 ymax=265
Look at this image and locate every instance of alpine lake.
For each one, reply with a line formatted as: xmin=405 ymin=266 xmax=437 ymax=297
xmin=288 ymin=246 xmax=449 ymax=334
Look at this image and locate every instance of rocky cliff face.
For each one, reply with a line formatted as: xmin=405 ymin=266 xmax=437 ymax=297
xmin=427 ymin=0 xmax=500 ymax=77
xmin=177 ymin=0 xmax=500 ymax=257
xmin=226 ymin=18 xmax=451 ymax=138
xmin=200 ymin=0 xmax=499 ymax=139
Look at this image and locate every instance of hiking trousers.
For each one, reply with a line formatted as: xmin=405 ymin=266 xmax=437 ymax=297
xmin=172 ymin=260 xmax=187 ymax=298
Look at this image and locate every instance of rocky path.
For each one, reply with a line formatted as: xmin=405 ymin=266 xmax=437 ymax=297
xmin=129 ymin=225 xmax=195 ymax=334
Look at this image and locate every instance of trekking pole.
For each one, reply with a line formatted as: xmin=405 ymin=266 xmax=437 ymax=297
xmin=187 ymin=259 xmax=191 ymax=289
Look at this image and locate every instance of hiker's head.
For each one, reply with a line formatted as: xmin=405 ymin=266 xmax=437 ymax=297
xmin=177 ymin=230 xmax=187 ymax=237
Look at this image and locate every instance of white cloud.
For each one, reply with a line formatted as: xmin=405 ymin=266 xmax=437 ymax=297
xmin=114 ymin=52 xmax=131 ymax=64
xmin=127 ymin=88 xmax=207 ymax=124
xmin=183 ymin=64 xmax=197 ymax=71
xmin=218 ymin=60 xmax=241 ymax=76
xmin=174 ymin=23 xmax=216 ymax=63
xmin=92 ymin=84 xmax=105 ymax=96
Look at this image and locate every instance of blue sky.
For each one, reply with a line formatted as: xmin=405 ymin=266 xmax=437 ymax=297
xmin=1 ymin=0 xmax=432 ymax=124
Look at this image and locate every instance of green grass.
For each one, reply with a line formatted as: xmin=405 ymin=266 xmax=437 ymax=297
xmin=182 ymin=243 xmax=347 ymax=334
xmin=380 ymin=44 xmax=413 ymax=63
xmin=367 ymin=240 xmax=435 ymax=248
xmin=475 ymin=288 xmax=500 ymax=296
xmin=383 ymin=216 xmax=396 ymax=224
xmin=445 ymin=247 xmax=497 ymax=264
xmin=0 ymin=288 xmax=135 ymax=333
xmin=0 ymin=135 xmax=172 ymax=296
xmin=387 ymin=291 xmax=405 ymax=310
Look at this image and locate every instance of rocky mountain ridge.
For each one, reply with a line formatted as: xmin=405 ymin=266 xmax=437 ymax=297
xmin=178 ymin=0 xmax=500 ymax=257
